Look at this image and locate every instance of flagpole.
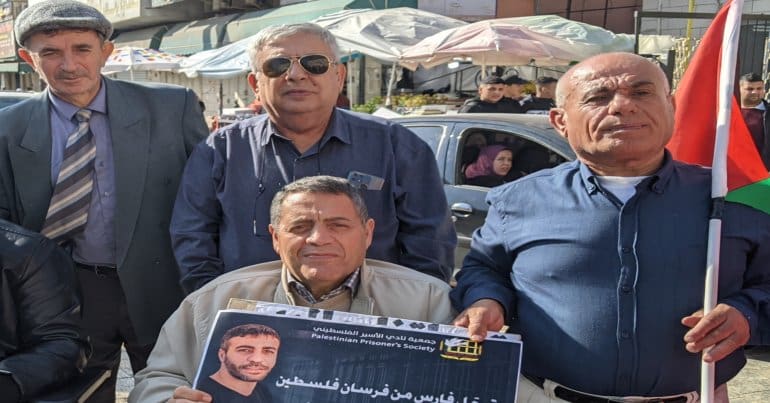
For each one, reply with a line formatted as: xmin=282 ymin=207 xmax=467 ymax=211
xmin=701 ymin=1 xmax=743 ymax=402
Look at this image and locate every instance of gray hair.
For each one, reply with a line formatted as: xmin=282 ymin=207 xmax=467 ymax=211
xmin=247 ymin=23 xmax=341 ymax=74
xmin=270 ymin=176 xmax=368 ymax=227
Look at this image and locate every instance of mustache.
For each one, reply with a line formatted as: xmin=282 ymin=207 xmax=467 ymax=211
xmin=239 ymin=363 xmax=270 ymax=370
xmin=55 ymin=72 xmax=87 ymax=80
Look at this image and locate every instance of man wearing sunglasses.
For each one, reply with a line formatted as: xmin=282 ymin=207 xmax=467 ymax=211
xmin=171 ymin=23 xmax=456 ymax=293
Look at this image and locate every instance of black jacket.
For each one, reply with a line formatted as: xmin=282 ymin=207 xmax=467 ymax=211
xmin=0 ymin=219 xmax=87 ymax=401
xmin=760 ymin=100 xmax=770 ymax=170
xmin=459 ymin=98 xmax=510 ymax=113
xmin=521 ymin=97 xmax=556 ymax=113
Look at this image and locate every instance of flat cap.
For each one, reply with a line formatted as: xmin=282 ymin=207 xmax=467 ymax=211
xmin=14 ymin=0 xmax=113 ymax=47
xmin=480 ymin=75 xmax=505 ymax=85
xmin=502 ymin=74 xmax=529 ymax=85
xmin=536 ymin=76 xmax=558 ymax=85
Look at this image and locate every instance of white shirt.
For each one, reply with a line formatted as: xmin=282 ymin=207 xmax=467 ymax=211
xmin=595 ymin=175 xmax=648 ymax=204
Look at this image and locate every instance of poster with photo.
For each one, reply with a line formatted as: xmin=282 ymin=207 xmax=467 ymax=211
xmin=193 ymin=302 xmax=522 ymax=403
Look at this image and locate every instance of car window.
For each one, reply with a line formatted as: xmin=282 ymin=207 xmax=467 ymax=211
xmin=403 ymin=125 xmax=445 ymax=155
xmin=458 ymin=129 xmax=567 ymax=187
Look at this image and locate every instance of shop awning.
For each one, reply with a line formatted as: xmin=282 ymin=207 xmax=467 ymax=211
xmin=160 ymin=13 xmax=240 ymax=55
xmin=112 ymin=25 xmax=169 ymax=50
xmin=223 ymin=0 xmax=358 ymax=45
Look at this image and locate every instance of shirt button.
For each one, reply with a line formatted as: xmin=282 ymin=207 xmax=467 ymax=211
xmin=621 ymin=247 xmax=631 ymax=253
xmin=621 ymin=331 xmax=630 ymax=339
xmin=103 ymin=192 xmax=110 ymax=197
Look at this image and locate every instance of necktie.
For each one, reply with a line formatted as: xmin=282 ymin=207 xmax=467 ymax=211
xmin=41 ymin=109 xmax=96 ymax=243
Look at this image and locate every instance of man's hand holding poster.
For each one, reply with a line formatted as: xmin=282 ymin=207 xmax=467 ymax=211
xmin=192 ymin=302 xmax=522 ymax=402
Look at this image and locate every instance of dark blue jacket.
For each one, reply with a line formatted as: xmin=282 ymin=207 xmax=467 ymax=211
xmin=171 ymin=109 xmax=456 ymax=292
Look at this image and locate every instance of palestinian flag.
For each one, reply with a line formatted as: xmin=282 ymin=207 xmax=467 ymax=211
xmin=668 ymin=0 xmax=770 ymax=215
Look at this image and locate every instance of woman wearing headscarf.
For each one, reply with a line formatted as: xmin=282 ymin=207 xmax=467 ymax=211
xmin=464 ymin=145 xmax=521 ymax=187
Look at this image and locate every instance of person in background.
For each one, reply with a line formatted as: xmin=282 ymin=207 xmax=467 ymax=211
xmin=522 ymin=76 xmax=558 ymax=114
xmin=460 ymin=132 xmax=488 ymax=170
xmin=336 ymin=90 xmax=351 ymax=110
xmin=459 ymin=75 xmax=509 ymax=113
xmin=499 ymin=73 xmax=528 ymax=113
xmin=131 ymin=176 xmax=455 ymax=403
xmin=451 ymin=52 xmax=770 ymax=401
xmin=0 ymin=2 xmax=209 ymax=401
xmin=170 ymin=23 xmax=456 ymax=293
xmin=738 ymin=72 xmax=769 ymax=170
xmin=464 ymin=145 xmax=519 ymax=187
xmin=0 ymin=219 xmax=88 ymax=403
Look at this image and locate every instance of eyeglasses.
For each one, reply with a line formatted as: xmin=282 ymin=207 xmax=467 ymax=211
xmin=260 ymin=54 xmax=337 ymax=78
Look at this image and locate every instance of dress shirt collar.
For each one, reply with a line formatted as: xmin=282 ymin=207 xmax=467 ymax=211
xmin=48 ymin=78 xmax=108 ymax=119
xmin=578 ymin=150 xmax=674 ymax=196
xmin=287 ymin=267 xmax=360 ymax=305
xmin=259 ymin=109 xmax=353 ymax=150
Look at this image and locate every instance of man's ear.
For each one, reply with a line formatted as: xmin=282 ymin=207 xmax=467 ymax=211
xmin=218 ymin=348 xmax=226 ymax=363
xmin=669 ymin=93 xmax=676 ymax=114
xmin=18 ymin=48 xmax=35 ymax=68
xmin=248 ymin=72 xmax=259 ymax=93
xmin=364 ymin=218 xmax=374 ymax=249
xmin=100 ymin=41 xmax=114 ymax=67
xmin=269 ymin=224 xmax=280 ymax=254
xmin=335 ymin=62 xmax=346 ymax=90
xmin=549 ymin=108 xmax=568 ymax=139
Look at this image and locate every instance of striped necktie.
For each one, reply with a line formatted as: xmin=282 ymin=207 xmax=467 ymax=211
xmin=41 ymin=109 xmax=96 ymax=243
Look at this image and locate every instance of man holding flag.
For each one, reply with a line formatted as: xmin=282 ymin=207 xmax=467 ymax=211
xmin=449 ymin=50 xmax=770 ymax=401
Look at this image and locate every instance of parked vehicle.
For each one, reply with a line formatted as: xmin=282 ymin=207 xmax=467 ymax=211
xmin=391 ymin=113 xmax=576 ymax=268
xmin=0 ymin=91 xmax=36 ymax=110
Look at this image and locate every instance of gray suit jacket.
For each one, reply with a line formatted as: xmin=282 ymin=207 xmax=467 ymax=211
xmin=0 ymin=77 xmax=209 ymax=343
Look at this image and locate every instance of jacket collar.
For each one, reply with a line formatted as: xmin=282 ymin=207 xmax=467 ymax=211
xmin=275 ymin=259 xmax=374 ymax=314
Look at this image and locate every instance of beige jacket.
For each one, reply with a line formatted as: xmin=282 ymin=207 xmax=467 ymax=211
xmin=129 ymin=259 xmax=455 ymax=403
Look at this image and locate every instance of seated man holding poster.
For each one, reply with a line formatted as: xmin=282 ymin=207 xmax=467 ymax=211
xmin=130 ymin=176 xmax=455 ymax=403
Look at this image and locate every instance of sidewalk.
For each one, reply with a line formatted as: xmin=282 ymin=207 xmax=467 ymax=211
xmin=116 ymin=348 xmax=132 ymax=403
xmin=730 ymin=347 xmax=770 ymax=402
xmin=116 ymin=347 xmax=770 ymax=402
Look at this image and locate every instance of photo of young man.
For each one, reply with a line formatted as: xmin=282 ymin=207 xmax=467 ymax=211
xmin=197 ymin=324 xmax=280 ymax=402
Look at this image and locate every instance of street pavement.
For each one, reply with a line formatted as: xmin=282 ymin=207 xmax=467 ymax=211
xmin=116 ymin=347 xmax=770 ymax=402
xmin=730 ymin=347 xmax=770 ymax=402
xmin=116 ymin=348 xmax=132 ymax=403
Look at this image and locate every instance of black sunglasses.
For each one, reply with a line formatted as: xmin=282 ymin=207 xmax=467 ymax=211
xmin=261 ymin=54 xmax=337 ymax=78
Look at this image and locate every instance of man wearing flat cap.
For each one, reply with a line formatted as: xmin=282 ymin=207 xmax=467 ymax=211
xmin=459 ymin=75 xmax=509 ymax=113
xmin=0 ymin=1 xmax=209 ymax=402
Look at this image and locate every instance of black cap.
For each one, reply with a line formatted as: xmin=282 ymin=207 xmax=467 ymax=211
xmin=480 ymin=75 xmax=505 ymax=85
xmin=536 ymin=76 xmax=558 ymax=85
xmin=502 ymin=74 xmax=529 ymax=85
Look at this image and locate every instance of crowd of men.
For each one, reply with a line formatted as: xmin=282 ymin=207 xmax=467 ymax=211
xmin=0 ymin=1 xmax=769 ymax=403
xmin=458 ymin=73 xmax=558 ymax=115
